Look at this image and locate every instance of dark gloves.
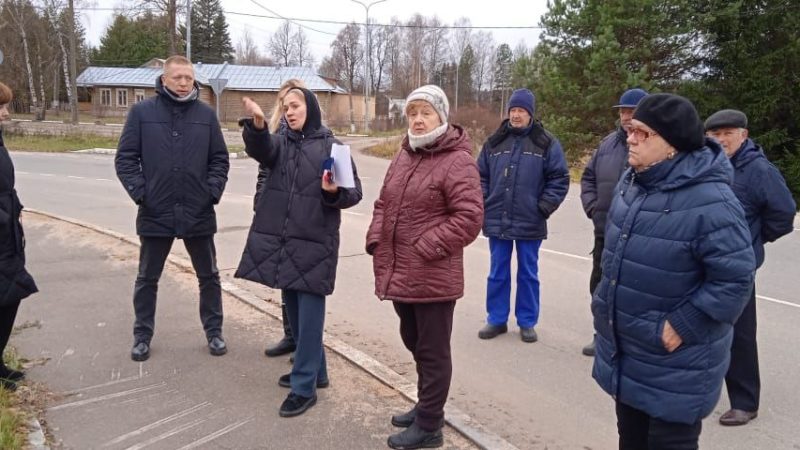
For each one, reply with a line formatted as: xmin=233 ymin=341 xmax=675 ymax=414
xmin=538 ymin=200 xmax=558 ymax=219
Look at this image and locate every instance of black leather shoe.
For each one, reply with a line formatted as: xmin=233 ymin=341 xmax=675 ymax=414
xmin=264 ymin=336 xmax=296 ymax=357
xmin=582 ymin=338 xmax=596 ymax=356
xmin=478 ymin=323 xmax=507 ymax=340
xmin=387 ymin=422 xmax=443 ymax=449
xmin=520 ymin=327 xmax=538 ymax=343
xmin=278 ymin=373 xmax=329 ymax=389
xmin=131 ymin=341 xmax=150 ymax=362
xmin=279 ymin=392 xmax=317 ymax=417
xmin=208 ymin=336 xmax=227 ymax=356
xmin=719 ymin=409 xmax=758 ymax=426
xmin=391 ymin=405 xmax=417 ymax=428
xmin=0 ymin=378 xmax=17 ymax=391
xmin=0 ymin=366 xmax=24 ymax=381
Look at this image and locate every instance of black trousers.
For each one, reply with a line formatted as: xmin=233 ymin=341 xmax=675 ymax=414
xmin=0 ymin=300 xmax=21 ymax=369
xmin=132 ymin=235 xmax=223 ymax=342
xmin=589 ymin=235 xmax=605 ymax=296
xmin=393 ymin=301 xmax=456 ymax=432
xmin=616 ymin=401 xmax=701 ymax=450
xmin=725 ymin=283 xmax=759 ymax=411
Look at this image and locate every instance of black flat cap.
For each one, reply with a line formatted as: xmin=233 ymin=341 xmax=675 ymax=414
xmin=704 ymin=109 xmax=748 ymax=131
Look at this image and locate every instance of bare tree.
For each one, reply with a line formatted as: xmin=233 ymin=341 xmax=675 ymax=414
xmin=384 ymin=17 xmax=403 ymax=97
xmin=268 ymin=20 xmax=295 ymax=66
xmin=6 ymin=0 xmax=40 ymax=117
xmin=293 ymin=27 xmax=314 ymax=67
xmin=330 ymin=23 xmax=362 ymax=130
xmin=450 ymin=17 xmax=472 ymax=112
xmin=369 ymin=21 xmax=391 ymax=96
xmin=235 ymin=29 xmax=272 ymax=65
xmin=402 ymin=14 xmax=427 ymax=92
xmin=423 ymin=16 xmax=449 ymax=85
xmin=471 ymin=31 xmax=495 ymax=104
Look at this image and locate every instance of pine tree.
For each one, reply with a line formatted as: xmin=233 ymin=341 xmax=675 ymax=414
xmin=91 ymin=13 xmax=170 ymax=67
xmin=190 ymin=0 xmax=234 ymax=64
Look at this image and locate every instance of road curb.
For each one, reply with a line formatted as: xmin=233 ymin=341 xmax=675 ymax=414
xmin=69 ymin=148 xmax=251 ymax=159
xmin=23 ymin=208 xmax=519 ymax=450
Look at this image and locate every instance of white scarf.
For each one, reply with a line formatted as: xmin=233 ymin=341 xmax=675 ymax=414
xmin=407 ymin=123 xmax=448 ymax=151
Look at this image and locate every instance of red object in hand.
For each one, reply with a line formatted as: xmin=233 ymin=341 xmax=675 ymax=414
xmin=323 ymin=170 xmax=333 ymax=183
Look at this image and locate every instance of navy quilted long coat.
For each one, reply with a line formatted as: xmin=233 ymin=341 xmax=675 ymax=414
xmin=592 ymin=139 xmax=756 ymax=424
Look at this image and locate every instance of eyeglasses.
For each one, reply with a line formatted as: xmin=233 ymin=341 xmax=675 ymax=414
xmin=629 ymin=127 xmax=659 ymax=142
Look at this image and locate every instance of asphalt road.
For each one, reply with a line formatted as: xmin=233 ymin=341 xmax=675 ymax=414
xmin=10 ymin=142 xmax=800 ymax=449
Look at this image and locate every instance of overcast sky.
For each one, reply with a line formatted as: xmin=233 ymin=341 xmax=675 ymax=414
xmin=79 ymin=0 xmax=550 ymax=64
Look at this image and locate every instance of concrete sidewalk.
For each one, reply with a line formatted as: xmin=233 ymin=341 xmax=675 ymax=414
xmin=11 ymin=214 xmax=477 ymax=450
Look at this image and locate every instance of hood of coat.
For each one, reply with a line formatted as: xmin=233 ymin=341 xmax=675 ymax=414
xmin=634 ymin=137 xmax=733 ymax=192
xmin=285 ymin=87 xmax=323 ymax=135
xmin=155 ymin=76 xmax=200 ymax=105
xmin=401 ymin=124 xmax=471 ymax=155
xmin=730 ymin=138 xmax=763 ymax=170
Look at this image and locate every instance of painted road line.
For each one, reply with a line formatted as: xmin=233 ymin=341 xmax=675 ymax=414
xmin=40 ymin=173 xmax=54 ymax=177
xmin=16 ymin=171 xmax=29 ymax=174
xmin=481 ymin=235 xmax=799 ymax=308
xmin=67 ymin=175 xmax=85 ymax=179
xmin=344 ymin=211 xmax=364 ymax=216
xmin=542 ymin=248 xmax=592 ymax=261
xmin=758 ymin=295 xmax=800 ymax=309
xmin=95 ymin=178 xmax=114 ymax=182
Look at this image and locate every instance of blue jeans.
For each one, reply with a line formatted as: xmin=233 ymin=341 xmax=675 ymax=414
xmin=486 ymin=238 xmax=542 ymax=328
xmin=283 ymin=289 xmax=328 ymax=397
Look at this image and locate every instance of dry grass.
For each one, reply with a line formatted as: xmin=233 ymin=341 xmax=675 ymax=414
xmin=0 ymin=348 xmax=27 ymax=450
xmin=362 ymin=136 xmax=403 ymax=159
xmin=4 ymin=134 xmax=120 ymax=152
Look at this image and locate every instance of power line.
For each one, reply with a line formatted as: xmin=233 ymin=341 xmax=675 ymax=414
xmin=225 ymin=10 xmax=543 ymax=30
xmin=247 ymin=0 xmax=337 ymax=36
xmin=73 ymin=7 xmax=544 ymax=30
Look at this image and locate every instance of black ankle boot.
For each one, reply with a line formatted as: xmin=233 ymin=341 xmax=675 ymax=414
xmin=0 ymin=378 xmax=17 ymax=391
xmin=264 ymin=336 xmax=296 ymax=357
xmin=387 ymin=422 xmax=443 ymax=449
xmin=0 ymin=365 xmax=24 ymax=381
xmin=391 ymin=405 xmax=417 ymax=427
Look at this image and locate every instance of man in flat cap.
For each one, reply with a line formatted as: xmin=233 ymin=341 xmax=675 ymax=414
xmin=579 ymin=88 xmax=647 ymax=356
xmin=705 ymin=109 xmax=797 ymax=426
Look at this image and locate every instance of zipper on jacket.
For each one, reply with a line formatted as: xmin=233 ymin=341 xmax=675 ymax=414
xmin=275 ymin=134 xmax=304 ymax=282
xmin=380 ymin=153 xmax=425 ymax=299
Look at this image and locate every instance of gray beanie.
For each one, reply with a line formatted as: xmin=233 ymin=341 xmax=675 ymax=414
xmin=704 ymin=109 xmax=748 ymax=131
xmin=405 ymin=85 xmax=449 ymax=124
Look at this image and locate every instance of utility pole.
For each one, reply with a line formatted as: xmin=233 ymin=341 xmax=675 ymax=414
xmin=186 ymin=0 xmax=192 ymax=61
xmin=351 ymin=0 xmax=386 ymax=134
xmin=67 ymin=0 xmax=79 ymax=124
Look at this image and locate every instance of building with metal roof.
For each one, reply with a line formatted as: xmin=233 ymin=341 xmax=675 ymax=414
xmin=76 ymin=61 xmax=368 ymax=128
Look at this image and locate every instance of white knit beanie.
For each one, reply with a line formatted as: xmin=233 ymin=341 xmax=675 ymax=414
xmin=404 ymin=85 xmax=449 ymax=125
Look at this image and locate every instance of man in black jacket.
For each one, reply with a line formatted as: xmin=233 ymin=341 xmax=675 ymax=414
xmin=579 ymin=88 xmax=647 ymax=356
xmin=705 ymin=109 xmax=797 ymax=426
xmin=115 ymin=55 xmax=230 ymax=362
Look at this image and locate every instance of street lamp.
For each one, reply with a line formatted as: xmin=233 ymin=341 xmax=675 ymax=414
xmin=351 ymin=0 xmax=387 ymax=133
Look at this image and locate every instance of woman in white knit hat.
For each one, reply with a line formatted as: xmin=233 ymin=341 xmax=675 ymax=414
xmin=366 ymin=85 xmax=484 ymax=449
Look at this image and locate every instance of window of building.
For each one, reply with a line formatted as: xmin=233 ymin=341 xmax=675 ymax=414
xmin=134 ymin=89 xmax=145 ymax=103
xmin=117 ymin=89 xmax=128 ymax=107
xmin=100 ymin=89 xmax=112 ymax=107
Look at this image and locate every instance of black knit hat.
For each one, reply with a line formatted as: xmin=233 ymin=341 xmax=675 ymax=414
xmin=633 ymin=93 xmax=705 ymax=152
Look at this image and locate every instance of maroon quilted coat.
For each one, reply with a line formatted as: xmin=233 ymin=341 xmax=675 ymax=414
xmin=366 ymin=124 xmax=484 ymax=303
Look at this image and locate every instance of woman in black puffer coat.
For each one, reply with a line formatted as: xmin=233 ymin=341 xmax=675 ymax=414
xmin=238 ymin=88 xmax=362 ymax=418
xmin=0 ymin=82 xmax=38 ymax=391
